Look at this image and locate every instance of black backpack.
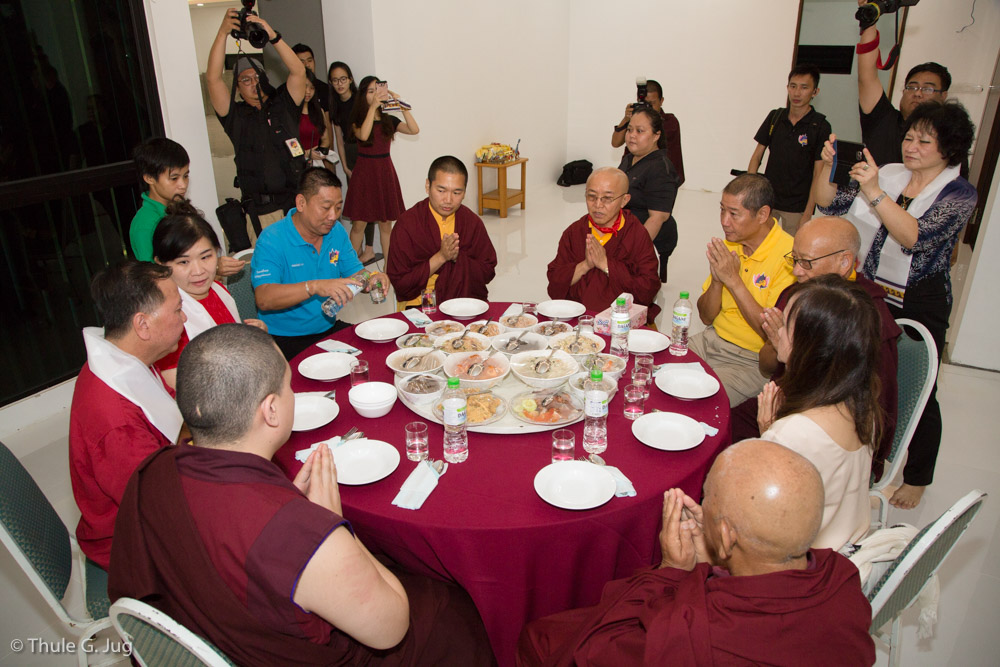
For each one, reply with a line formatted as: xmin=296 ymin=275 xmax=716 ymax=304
xmin=557 ymin=159 xmax=592 ymax=187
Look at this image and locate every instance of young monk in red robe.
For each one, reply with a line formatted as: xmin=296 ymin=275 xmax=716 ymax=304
xmin=388 ymin=156 xmax=497 ymax=306
xmin=109 ymin=324 xmax=496 ymax=667
xmin=546 ymin=167 xmax=661 ymax=322
xmin=518 ymin=439 xmax=876 ymax=667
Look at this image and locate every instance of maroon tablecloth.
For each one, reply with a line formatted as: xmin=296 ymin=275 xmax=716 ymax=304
xmin=274 ymin=303 xmax=731 ymax=667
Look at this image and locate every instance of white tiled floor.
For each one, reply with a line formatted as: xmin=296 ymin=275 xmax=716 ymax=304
xmin=2 ymin=184 xmax=998 ymax=665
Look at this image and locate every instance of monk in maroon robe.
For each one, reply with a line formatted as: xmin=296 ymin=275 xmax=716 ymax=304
xmin=387 ymin=156 xmax=497 ymax=305
xmin=518 ymin=440 xmax=876 ymax=666
xmin=109 ymin=325 xmax=495 ymax=667
xmin=546 ymin=167 xmax=660 ymax=322
xmin=731 ymin=216 xmax=901 ymax=480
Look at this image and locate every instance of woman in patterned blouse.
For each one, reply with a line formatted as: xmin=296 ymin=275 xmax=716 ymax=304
xmin=813 ymin=100 xmax=977 ymax=512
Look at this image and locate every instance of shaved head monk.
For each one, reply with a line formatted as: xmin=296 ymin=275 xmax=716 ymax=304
xmin=732 ymin=216 xmax=901 ymax=481
xmin=546 ymin=167 xmax=661 ymax=322
xmin=517 ymin=439 xmax=876 ymax=666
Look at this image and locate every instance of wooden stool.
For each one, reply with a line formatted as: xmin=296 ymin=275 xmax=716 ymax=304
xmin=475 ymin=157 xmax=527 ymax=218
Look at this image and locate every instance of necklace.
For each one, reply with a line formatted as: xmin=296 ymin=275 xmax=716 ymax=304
xmin=899 ymin=193 xmax=914 ymax=210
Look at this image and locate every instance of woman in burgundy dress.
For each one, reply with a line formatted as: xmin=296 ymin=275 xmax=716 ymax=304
xmin=343 ymin=75 xmax=419 ymax=264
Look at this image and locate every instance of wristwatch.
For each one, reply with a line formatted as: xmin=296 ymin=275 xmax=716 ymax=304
xmin=868 ymin=191 xmax=888 ymax=208
xmin=270 ymin=31 xmax=282 ymax=45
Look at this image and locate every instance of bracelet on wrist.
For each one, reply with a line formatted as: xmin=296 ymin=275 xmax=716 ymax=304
xmin=614 ymin=123 xmax=628 ymax=133
xmin=868 ymin=191 xmax=888 ymax=208
xmin=305 ymin=281 xmax=311 ymax=296
xmin=269 ymin=31 xmax=282 ymax=45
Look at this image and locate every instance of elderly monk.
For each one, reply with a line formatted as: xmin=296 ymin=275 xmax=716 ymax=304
xmin=69 ymin=261 xmax=185 ymax=571
xmin=732 ymin=216 xmax=902 ymax=480
xmin=109 ymin=324 xmax=496 ymax=667
xmin=517 ymin=439 xmax=876 ymax=666
xmin=547 ymin=167 xmax=661 ymax=322
xmin=388 ymin=155 xmax=497 ymax=306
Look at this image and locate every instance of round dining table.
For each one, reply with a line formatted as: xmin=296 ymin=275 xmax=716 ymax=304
xmin=273 ymin=303 xmax=731 ymax=667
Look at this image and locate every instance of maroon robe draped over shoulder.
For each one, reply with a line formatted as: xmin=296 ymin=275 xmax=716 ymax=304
xmin=387 ymin=200 xmax=497 ymax=303
xmin=109 ymin=446 xmax=495 ymax=667
xmin=546 ymin=211 xmax=661 ymax=322
xmin=731 ymin=275 xmax=901 ymax=480
xmin=518 ymin=549 xmax=875 ymax=667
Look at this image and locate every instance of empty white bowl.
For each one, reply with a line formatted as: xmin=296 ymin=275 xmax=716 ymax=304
xmin=348 ymin=382 xmax=398 ymax=418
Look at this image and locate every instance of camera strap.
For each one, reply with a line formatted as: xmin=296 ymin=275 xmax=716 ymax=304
xmin=855 ymin=13 xmax=903 ymax=71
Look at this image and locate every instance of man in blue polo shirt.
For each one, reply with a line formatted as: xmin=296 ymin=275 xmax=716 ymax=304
xmin=252 ymin=168 xmax=389 ymax=359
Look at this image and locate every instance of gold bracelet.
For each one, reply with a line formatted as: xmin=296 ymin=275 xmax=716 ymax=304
xmin=305 ymin=281 xmax=311 ymax=296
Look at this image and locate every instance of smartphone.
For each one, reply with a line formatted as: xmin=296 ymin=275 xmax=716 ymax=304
xmin=830 ymin=140 xmax=866 ymax=188
xmin=375 ymin=81 xmax=388 ymax=99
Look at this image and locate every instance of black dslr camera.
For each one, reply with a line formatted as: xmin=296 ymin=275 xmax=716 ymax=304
xmin=856 ymin=0 xmax=920 ymax=30
xmin=631 ymin=77 xmax=651 ymax=112
xmin=231 ymin=0 xmax=269 ymax=49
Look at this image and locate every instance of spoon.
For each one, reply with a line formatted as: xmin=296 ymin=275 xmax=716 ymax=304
xmin=538 ymin=390 xmax=560 ymax=408
xmin=472 ymin=320 xmax=493 ymax=336
xmin=533 ymin=348 xmax=557 ymax=375
xmin=401 ymin=354 xmax=424 ymax=370
xmin=451 ymin=328 xmax=472 ymax=350
xmin=568 ymin=325 xmax=583 ymax=354
xmin=504 ymin=330 xmax=528 ymax=352
xmin=404 ymin=333 xmax=424 ymax=347
xmin=588 ymin=453 xmax=607 ymax=466
xmin=323 ymin=390 xmax=337 ymax=400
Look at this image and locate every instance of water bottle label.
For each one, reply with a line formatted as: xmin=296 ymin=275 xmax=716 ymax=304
xmin=671 ymin=310 xmax=691 ymax=328
xmin=611 ymin=314 xmax=630 ymax=335
xmin=442 ymin=399 xmax=467 ymax=426
xmin=585 ymin=390 xmax=608 ymax=417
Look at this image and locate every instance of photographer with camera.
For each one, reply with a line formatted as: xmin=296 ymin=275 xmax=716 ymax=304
xmin=206 ymin=3 xmax=307 ymax=241
xmin=611 ymin=78 xmax=684 ymax=185
xmin=856 ymin=0 xmax=949 ymax=166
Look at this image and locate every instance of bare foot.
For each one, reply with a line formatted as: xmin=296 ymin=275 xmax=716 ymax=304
xmin=358 ymin=247 xmax=375 ymax=264
xmin=889 ymin=483 xmax=926 ymax=510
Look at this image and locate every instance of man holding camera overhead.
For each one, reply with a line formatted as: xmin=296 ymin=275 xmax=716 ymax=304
xmin=207 ymin=5 xmax=307 ymax=239
xmin=856 ymin=0 xmax=950 ymax=166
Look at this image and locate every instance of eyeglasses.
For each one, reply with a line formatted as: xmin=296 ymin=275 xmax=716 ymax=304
xmin=238 ymin=75 xmax=260 ymax=86
xmin=903 ymin=84 xmax=942 ymax=94
xmin=330 ymin=76 xmax=351 ymax=84
xmin=585 ymin=193 xmax=626 ymax=207
xmin=784 ymin=249 xmax=846 ymax=270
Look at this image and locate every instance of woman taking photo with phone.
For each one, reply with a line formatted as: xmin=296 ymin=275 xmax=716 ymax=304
xmin=343 ymin=75 xmax=419 ymax=265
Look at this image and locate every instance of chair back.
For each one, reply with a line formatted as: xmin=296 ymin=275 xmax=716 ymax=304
xmin=110 ymin=598 xmax=234 ymax=667
xmin=226 ymin=249 xmax=257 ymax=321
xmin=872 ymin=318 xmax=938 ymax=496
xmin=0 ymin=439 xmax=72 ymax=606
xmin=868 ymin=489 xmax=987 ymax=632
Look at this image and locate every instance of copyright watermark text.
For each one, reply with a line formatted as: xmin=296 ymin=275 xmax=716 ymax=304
xmin=9 ymin=637 xmax=132 ymax=657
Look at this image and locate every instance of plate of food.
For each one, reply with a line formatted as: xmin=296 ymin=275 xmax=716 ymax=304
xmin=536 ymin=299 xmax=586 ymax=320
xmin=355 ymin=318 xmax=409 ymax=343
xmin=533 ymin=461 xmax=616 ymax=510
xmin=332 ymin=438 xmax=401 ymax=485
xmin=465 ymin=319 xmax=505 ymax=337
xmin=297 ymin=352 xmax=358 ymax=381
xmin=577 ymin=353 xmax=627 ymax=381
xmin=510 ymin=389 xmax=583 ymax=425
xmin=396 ymin=332 xmax=437 ymax=349
xmin=509 ymin=349 xmax=579 ymax=389
xmin=628 ymin=329 xmax=671 ymax=354
xmin=433 ymin=389 xmax=507 ymax=426
xmin=438 ymin=298 xmax=489 ymax=320
xmin=491 ymin=331 xmax=548 ymax=355
xmin=425 ymin=320 xmax=465 ymax=337
xmin=631 ymin=412 xmax=705 ymax=451
xmin=532 ymin=320 xmax=573 ymax=337
xmin=395 ymin=373 xmax=447 ymax=406
xmin=443 ymin=351 xmax=510 ymax=390
xmin=548 ymin=331 xmax=606 ymax=358
xmin=499 ymin=312 xmax=539 ymax=331
xmin=385 ymin=348 xmax=446 ymax=376
xmin=655 ymin=367 xmax=721 ymax=400
xmin=435 ymin=331 xmax=491 ymax=354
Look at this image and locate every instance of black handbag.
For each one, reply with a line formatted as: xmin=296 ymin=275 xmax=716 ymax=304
xmin=557 ymin=159 xmax=593 ymax=187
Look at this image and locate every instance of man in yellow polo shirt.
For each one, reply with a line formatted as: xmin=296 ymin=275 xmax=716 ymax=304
xmin=387 ymin=156 xmax=497 ymax=308
xmin=690 ymin=174 xmax=795 ymax=407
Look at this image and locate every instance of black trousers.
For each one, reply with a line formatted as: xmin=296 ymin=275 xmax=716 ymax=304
xmin=889 ymin=272 xmax=950 ymax=487
xmin=272 ymin=319 xmax=352 ymax=361
xmin=653 ymin=216 xmax=678 ymax=282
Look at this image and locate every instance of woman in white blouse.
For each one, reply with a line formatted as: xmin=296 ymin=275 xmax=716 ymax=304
xmin=757 ymin=274 xmax=884 ymax=550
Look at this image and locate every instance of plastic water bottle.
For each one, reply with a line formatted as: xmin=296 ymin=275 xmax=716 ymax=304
xmin=442 ymin=377 xmax=468 ymax=463
xmin=320 ymin=271 xmax=369 ymax=317
xmin=669 ymin=291 xmax=693 ymax=357
xmin=583 ymin=368 xmax=609 ymax=454
xmin=609 ymin=296 xmax=630 ymax=358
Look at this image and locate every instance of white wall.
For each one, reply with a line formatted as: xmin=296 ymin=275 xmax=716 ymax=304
xmin=321 ymin=0 xmax=376 ymax=83
xmin=190 ymin=2 xmax=260 ymax=75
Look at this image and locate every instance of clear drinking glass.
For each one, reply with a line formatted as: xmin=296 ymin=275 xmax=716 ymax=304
xmin=405 ymin=422 xmax=429 ymax=461
xmin=422 ymin=289 xmax=437 ymax=314
xmin=623 ymin=384 xmax=645 ymax=420
xmin=551 ymin=429 xmax=575 ymax=462
xmin=578 ymin=315 xmax=595 ymax=335
xmin=350 ymin=359 xmax=369 ymax=386
xmin=631 ymin=367 xmax=652 ymax=400
xmin=634 ymin=354 xmax=654 ymax=376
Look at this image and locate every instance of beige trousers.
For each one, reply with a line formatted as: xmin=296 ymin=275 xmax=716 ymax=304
xmin=688 ymin=327 xmax=769 ymax=408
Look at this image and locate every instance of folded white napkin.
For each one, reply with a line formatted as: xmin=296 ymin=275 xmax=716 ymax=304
xmin=700 ymin=422 xmax=719 ymax=437
xmin=316 ymin=340 xmax=362 ymax=355
xmin=392 ymin=460 xmax=447 ymax=510
xmin=603 ymin=465 xmax=636 ymax=497
xmin=295 ymin=436 xmax=343 ymax=463
xmin=500 ymin=303 xmax=522 ymax=319
xmin=401 ymin=308 xmax=433 ymax=328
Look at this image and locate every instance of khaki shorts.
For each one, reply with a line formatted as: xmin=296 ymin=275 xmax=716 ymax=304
xmin=688 ymin=327 xmax=768 ymax=408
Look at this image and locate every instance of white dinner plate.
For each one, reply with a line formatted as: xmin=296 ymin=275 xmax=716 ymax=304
xmin=292 ymin=394 xmax=341 ymax=431
xmin=533 ymin=461 xmax=616 ymax=510
xmin=631 ymin=412 xmax=705 ymax=451
xmin=655 ymin=368 xmax=721 ymax=400
xmin=628 ymin=329 xmax=671 ymax=354
xmin=297 ymin=352 xmax=358 ymax=381
xmin=438 ymin=298 xmax=490 ymax=320
xmin=332 ymin=439 xmax=401 ymax=485
xmin=355 ymin=318 xmax=409 ymax=343
xmin=536 ymin=299 xmax=586 ymax=320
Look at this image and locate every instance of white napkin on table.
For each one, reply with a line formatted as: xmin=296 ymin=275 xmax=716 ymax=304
xmin=316 ymin=340 xmax=362 ymax=355
xmin=500 ymin=303 xmax=522 ymax=319
xmin=392 ymin=460 xmax=448 ymax=510
xmin=602 ymin=465 xmax=636 ymax=497
xmin=401 ymin=308 xmax=433 ymax=328
xmin=295 ymin=436 xmax=343 ymax=463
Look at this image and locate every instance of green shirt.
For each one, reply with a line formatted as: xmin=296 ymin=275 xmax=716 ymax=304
xmin=129 ymin=193 xmax=166 ymax=261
